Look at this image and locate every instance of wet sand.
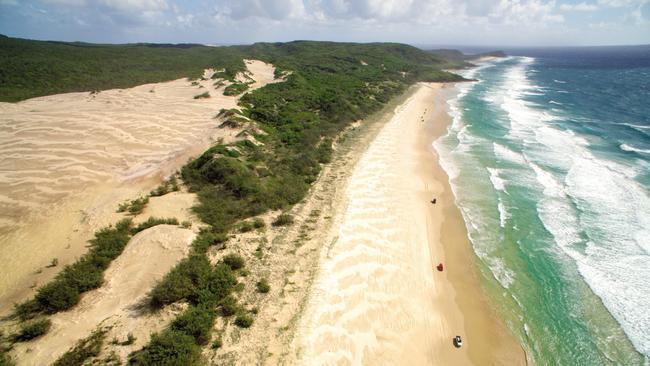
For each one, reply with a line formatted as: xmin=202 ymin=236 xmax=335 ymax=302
xmin=295 ymin=83 xmax=526 ymax=365
xmin=0 ymin=60 xmax=279 ymax=313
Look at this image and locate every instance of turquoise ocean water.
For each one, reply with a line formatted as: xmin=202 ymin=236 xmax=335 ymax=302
xmin=434 ymin=46 xmax=650 ymax=365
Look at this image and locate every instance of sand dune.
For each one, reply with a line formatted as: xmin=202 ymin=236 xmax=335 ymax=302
xmin=0 ymin=60 xmax=280 ymax=312
xmin=11 ymin=225 xmax=195 ymax=365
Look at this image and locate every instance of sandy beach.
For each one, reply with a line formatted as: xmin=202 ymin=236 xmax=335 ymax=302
xmin=294 ymin=83 xmax=527 ymax=365
xmin=0 ymin=60 xmax=279 ymax=314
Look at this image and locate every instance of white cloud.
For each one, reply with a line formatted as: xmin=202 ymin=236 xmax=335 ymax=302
xmin=100 ymin=0 xmax=168 ymax=12
xmin=560 ymin=2 xmax=599 ymax=11
xmin=215 ymin=0 xmax=306 ymax=20
xmin=41 ymin=0 xmax=86 ymax=5
xmin=0 ymin=0 xmax=18 ymax=5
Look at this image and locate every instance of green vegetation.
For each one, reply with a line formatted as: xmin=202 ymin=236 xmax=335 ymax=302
xmin=53 ymin=328 xmax=108 ymax=366
xmin=0 ymin=35 xmax=247 ymax=102
xmin=16 ymin=219 xmax=133 ymax=318
xmin=272 ymin=214 xmax=294 ymax=227
xmin=223 ymin=82 xmax=250 ymax=96
xmin=0 ymin=351 xmax=13 ymax=366
xmin=129 ymin=330 xmax=201 ymax=366
xmin=117 ymin=196 xmax=149 ymax=215
xmin=256 ymin=278 xmax=270 ymax=294
xmin=131 ymin=217 xmax=179 ymax=234
xmin=1 ymin=36 xmax=469 ymax=362
xmin=234 ymin=313 xmax=254 ymax=328
xmin=15 ymin=318 xmax=51 ymax=342
xmin=222 ymin=254 xmax=245 ymax=270
xmin=15 ymin=215 xmax=180 ymax=319
xmin=193 ymin=91 xmax=210 ymax=99
xmin=150 ymin=176 xmax=179 ymax=197
xmin=236 ymin=218 xmax=265 ymax=233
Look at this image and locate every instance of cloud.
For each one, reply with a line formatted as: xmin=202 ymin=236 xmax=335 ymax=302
xmin=100 ymin=0 xmax=168 ymax=11
xmin=560 ymin=2 xmax=599 ymax=11
xmin=41 ymin=0 xmax=86 ymax=6
xmin=214 ymin=0 xmax=306 ymax=20
xmin=0 ymin=0 xmax=18 ymax=5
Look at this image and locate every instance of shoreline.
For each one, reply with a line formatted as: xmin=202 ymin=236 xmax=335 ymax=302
xmin=293 ymin=82 xmax=526 ymax=364
xmin=422 ymin=84 xmax=528 ymax=365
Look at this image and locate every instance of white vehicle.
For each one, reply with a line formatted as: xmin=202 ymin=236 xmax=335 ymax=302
xmin=454 ymin=335 xmax=463 ymax=348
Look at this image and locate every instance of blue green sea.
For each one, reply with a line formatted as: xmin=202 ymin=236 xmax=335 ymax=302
xmin=434 ymin=46 xmax=650 ymax=365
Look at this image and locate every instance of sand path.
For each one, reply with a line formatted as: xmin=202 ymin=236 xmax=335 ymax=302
xmin=0 ymin=60 xmax=280 ymax=312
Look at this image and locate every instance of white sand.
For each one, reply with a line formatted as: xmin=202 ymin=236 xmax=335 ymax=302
xmin=0 ymin=60 xmax=280 ymax=312
xmin=293 ymin=83 xmax=526 ymax=365
xmin=11 ymin=225 xmax=195 ymax=365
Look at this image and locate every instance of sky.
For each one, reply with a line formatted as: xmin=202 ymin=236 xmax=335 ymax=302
xmin=0 ymin=0 xmax=649 ymax=47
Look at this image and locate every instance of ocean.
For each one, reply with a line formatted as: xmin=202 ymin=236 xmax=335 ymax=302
xmin=434 ymin=46 xmax=650 ymax=365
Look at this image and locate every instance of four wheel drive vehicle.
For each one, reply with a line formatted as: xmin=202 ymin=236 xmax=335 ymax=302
xmin=454 ymin=335 xmax=463 ymax=347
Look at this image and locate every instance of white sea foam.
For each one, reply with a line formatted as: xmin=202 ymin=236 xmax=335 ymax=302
xmin=554 ymin=79 xmax=567 ymax=84
xmin=487 ymin=167 xmax=508 ymax=193
xmin=620 ymin=143 xmax=650 ymax=154
xmin=549 ymin=100 xmax=563 ymax=105
xmin=497 ymin=201 xmax=509 ymax=228
xmin=493 ymin=142 xmax=527 ymax=165
xmin=498 ymin=57 xmax=650 ymax=357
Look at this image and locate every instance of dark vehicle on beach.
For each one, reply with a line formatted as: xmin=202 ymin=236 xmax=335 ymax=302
xmin=454 ymin=335 xmax=463 ymax=348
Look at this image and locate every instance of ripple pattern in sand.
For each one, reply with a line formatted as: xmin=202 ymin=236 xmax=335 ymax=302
xmin=0 ymin=60 xmax=277 ymax=236
xmin=299 ymin=92 xmax=442 ymax=365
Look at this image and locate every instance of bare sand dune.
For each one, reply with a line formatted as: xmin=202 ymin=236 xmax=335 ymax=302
xmin=0 ymin=60 xmax=279 ymax=312
xmin=11 ymin=224 xmax=195 ymax=365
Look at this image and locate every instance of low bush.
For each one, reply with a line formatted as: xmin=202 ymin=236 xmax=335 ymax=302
xmin=219 ymin=296 xmax=238 ymax=316
xmin=118 ymin=197 xmax=149 ymax=215
xmin=256 ymin=279 xmax=270 ymax=294
xmin=193 ymin=92 xmax=210 ymax=99
xmin=234 ymin=313 xmax=253 ymax=328
xmin=17 ymin=219 xmax=133 ymax=317
xmin=129 ymin=331 xmax=201 ymax=366
xmin=15 ymin=318 xmax=51 ymax=341
xmin=222 ymin=82 xmax=249 ymax=96
xmin=131 ymin=217 xmax=179 ymax=234
xmin=272 ymin=214 xmax=294 ymax=227
xmin=150 ymin=176 xmax=179 ymax=197
xmin=222 ymin=254 xmax=245 ymax=270
xmin=53 ymin=328 xmax=107 ymax=366
xmin=149 ymin=255 xmax=211 ymax=308
xmin=171 ymin=306 xmax=216 ymax=345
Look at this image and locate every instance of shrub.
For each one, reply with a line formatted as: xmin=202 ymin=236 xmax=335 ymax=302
xmin=193 ymin=92 xmax=210 ymax=99
xmin=149 ymin=256 xmax=212 ymax=307
xmin=17 ymin=219 xmax=132 ymax=317
xmin=15 ymin=318 xmax=51 ymax=341
xmin=150 ymin=176 xmax=179 ymax=197
xmin=211 ymin=335 xmax=222 ymax=350
xmin=222 ymin=82 xmax=249 ymax=96
xmin=129 ymin=331 xmax=201 ymax=366
xmin=54 ymin=329 xmax=107 ymax=366
xmin=131 ymin=217 xmax=179 ymax=234
xmin=219 ymin=296 xmax=238 ymax=317
xmin=35 ymin=281 xmax=80 ymax=314
xmin=171 ymin=306 xmax=216 ymax=345
xmin=234 ymin=313 xmax=253 ymax=328
xmin=222 ymin=254 xmax=245 ymax=270
xmin=118 ymin=197 xmax=149 ymax=215
xmin=252 ymin=218 xmax=265 ymax=229
xmin=272 ymin=214 xmax=294 ymax=227
xmin=256 ymin=279 xmax=270 ymax=294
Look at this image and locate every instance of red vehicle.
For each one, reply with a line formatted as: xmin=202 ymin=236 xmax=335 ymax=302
xmin=437 ymin=263 xmax=444 ymax=272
